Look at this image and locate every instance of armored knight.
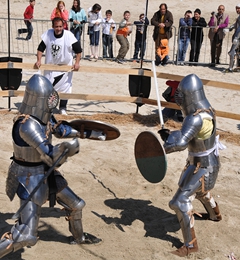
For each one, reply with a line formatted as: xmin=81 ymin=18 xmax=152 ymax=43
xmin=226 ymin=26 xmax=240 ymax=72
xmin=159 ymin=74 xmax=225 ymax=257
xmin=226 ymin=4 xmax=240 ymax=72
xmin=0 ymin=74 xmax=102 ymax=258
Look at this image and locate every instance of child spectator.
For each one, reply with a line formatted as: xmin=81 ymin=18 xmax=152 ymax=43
xmin=102 ymin=10 xmax=116 ymax=59
xmin=155 ymin=38 xmax=169 ymax=66
xmin=69 ymin=0 xmax=87 ymax=49
xmin=18 ymin=0 xmax=35 ymax=41
xmin=132 ymin=13 xmax=149 ymax=61
xmin=51 ymin=1 xmax=69 ymax=30
xmin=87 ymin=3 xmax=102 ymax=61
xmin=116 ymin=10 xmax=132 ymax=64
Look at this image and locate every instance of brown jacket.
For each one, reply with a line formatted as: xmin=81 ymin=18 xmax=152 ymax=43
xmin=151 ymin=9 xmax=173 ymax=40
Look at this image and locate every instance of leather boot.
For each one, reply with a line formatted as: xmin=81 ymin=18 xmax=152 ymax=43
xmin=171 ymin=227 xmax=198 ymax=257
xmin=212 ymin=202 xmax=222 ymax=221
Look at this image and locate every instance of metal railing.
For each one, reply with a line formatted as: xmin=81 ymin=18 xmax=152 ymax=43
xmin=0 ymin=17 xmax=234 ymax=66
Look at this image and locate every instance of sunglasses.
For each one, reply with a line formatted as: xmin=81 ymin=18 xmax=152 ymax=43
xmin=218 ymin=8 xmax=224 ymax=10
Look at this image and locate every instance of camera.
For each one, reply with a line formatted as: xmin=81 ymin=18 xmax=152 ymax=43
xmin=211 ymin=11 xmax=215 ymax=15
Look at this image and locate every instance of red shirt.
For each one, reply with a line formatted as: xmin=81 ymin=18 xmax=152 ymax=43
xmin=24 ymin=5 xmax=34 ymax=20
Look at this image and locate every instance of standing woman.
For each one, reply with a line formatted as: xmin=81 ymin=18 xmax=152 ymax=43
xmin=51 ymin=1 xmax=69 ymax=30
xmin=69 ymin=0 xmax=87 ymax=49
xmin=87 ymin=3 xmax=102 ymax=61
xmin=189 ymin=9 xmax=207 ymax=64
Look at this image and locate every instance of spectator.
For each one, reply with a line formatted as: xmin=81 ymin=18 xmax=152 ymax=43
xmin=116 ymin=10 xmax=132 ymax=64
xmin=208 ymin=5 xmax=229 ymax=66
xmin=189 ymin=8 xmax=207 ymax=64
xmin=87 ymin=3 xmax=102 ymax=61
xmin=69 ymin=0 xmax=87 ymax=50
xmin=51 ymin=1 xmax=69 ymax=30
xmin=18 ymin=0 xmax=35 ymax=41
xmin=155 ymin=38 xmax=169 ymax=66
xmin=35 ymin=17 xmax=82 ymax=115
xmin=225 ymin=4 xmax=240 ymax=72
xmin=151 ymin=3 xmax=173 ymax=65
xmin=178 ymin=10 xmax=192 ymax=65
xmin=132 ymin=13 xmax=149 ymax=61
xmin=102 ymin=10 xmax=116 ymax=59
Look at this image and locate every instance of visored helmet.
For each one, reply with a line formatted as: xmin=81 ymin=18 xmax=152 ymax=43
xmin=19 ymin=74 xmax=59 ymax=124
xmin=174 ymin=74 xmax=211 ymax=116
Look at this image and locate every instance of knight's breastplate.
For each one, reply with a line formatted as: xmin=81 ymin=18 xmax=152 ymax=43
xmin=13 ymin=142 xmax=42 ymax=163
xmin=188 ymin=130 xmax=216 ymax=153
xmin=188 ymin=127 xmax=217 ymax=167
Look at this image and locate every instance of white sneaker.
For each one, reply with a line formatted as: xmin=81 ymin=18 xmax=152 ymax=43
xmin=90 ymin=130 xmax=106 ymax=141
xmin=60 ymin=109 xmax=67 ymax=115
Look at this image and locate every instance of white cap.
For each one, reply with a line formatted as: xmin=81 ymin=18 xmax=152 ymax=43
xmin=236 ymin=3 xmax=240 ymax=7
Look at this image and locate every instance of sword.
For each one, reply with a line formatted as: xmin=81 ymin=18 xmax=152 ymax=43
xmin=12 ymin=148 xmax=69 ymax=220
xmin=152 ymin=60 xmax=164 ymax=129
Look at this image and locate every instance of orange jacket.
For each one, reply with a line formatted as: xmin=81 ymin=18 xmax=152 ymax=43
xmin=156 ymin=39 xmax=169 ymax=60
xmin=117 ymin=27 xmax=129 ymax=37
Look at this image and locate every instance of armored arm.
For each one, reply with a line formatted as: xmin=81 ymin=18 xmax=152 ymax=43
xmin=163 ymin=114 xmax=202 ymax=154
xmin=51 ymin=116 xmax=80 ymax=138
xmin=51 ymin=116 xmax=106 ymax=140
xmin=19 ymin=118 xmax=79 ymax=167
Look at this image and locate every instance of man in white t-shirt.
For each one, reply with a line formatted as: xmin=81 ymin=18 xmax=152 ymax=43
xmin=35 ymin=17 xmax=82 ymax=115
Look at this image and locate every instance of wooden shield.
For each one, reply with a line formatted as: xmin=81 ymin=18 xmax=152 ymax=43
xmin=62 ymin=119 xmax=120 ymax=141
xmin=135 ymin=131 xmax=167 ymax=183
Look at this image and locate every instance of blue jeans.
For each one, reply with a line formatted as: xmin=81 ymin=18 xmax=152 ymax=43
xmin=24 ymin=20 xmax=33 ymax=40
xmin=133 ymin=40 xmax=146 ymax=59
xmin=178 ymin=37 xmax=190 ymax=62
xmin=90 ymin=30 xmax=100 ymax=46
xmin=71 ymin=27 xmax=82 ymax=49
xmin=102 ymin=33 xmax=113 ymax=58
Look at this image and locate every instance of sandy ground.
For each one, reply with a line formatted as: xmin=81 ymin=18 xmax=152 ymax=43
xmin=0 ymin=1 xmax=240 ymax=260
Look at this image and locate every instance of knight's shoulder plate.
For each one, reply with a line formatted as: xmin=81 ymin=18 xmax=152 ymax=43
xmin=184 ymin=114 xmax=203 ymax=128
xmin=19 ymin=116 xmax=43 ymax=134
xmin=19 ymin=116 xmax=46 ymax=146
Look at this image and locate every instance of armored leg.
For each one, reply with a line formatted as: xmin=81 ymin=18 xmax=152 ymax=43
xmin=171 ymin=227 xmax=198 ymax=257
xmin=56 ymin=186 xmax=86 ymax=244
xmin=196 ymin=191 xmax=222 ymax=221
xmin=169 ymin=186 xmax=200 ymax=257
xmin=236 ymin=47 xmax=240 ymax=67
xmin=228 ymin=37 xmax=239 ymax=70
xmin=169 ymin=188 xmax=197 ymax=246
xmin=0 ymin=201 xmax=41 ymax=258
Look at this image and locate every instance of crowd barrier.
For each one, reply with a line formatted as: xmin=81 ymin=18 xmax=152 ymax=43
xmin=0 ymin=18 xmax=234 ymax=65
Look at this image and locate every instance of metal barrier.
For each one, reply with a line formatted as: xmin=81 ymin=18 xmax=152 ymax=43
xmin=0 ymin=18 xmax=177 ymax=63
xmin=0 ymin=17 xmax=234 ymax=66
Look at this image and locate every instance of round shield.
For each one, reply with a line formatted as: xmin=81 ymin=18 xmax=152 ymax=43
xmin=134 ymin=131 xmax=167 ymax=183
xmin=64 ymin=119 xmax=120 ymax=141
